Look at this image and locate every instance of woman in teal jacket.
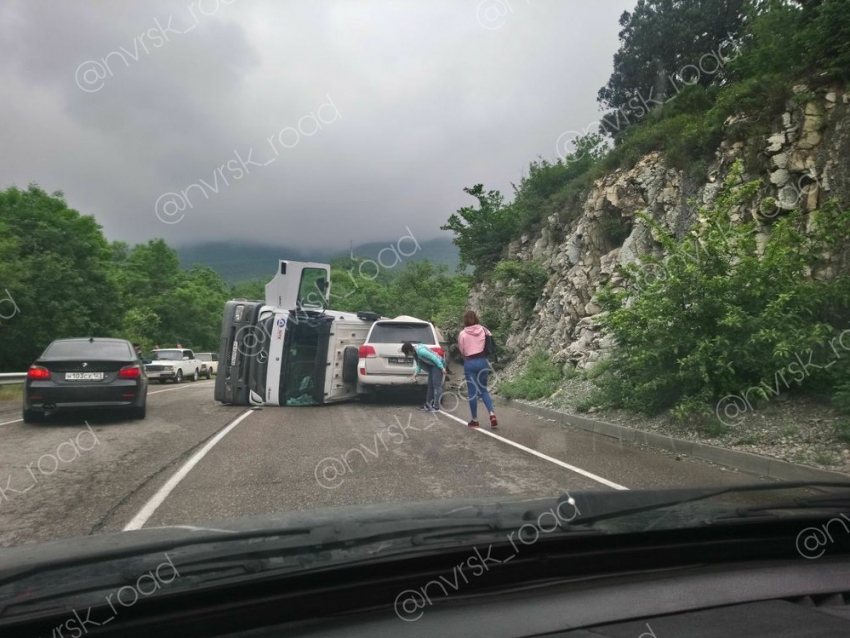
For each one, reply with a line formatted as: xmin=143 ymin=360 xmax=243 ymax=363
xmin=401 ymin=341 xmax=446 ymax=412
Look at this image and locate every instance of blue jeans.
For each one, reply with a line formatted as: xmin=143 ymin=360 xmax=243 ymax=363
xmin=424 ymin=364 xmax=443 ymax=410
xmin=464 ymin=357 xmax=494 ymax=419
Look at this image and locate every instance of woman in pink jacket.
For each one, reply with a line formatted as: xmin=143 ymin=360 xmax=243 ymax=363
xmin=457 ymin=310 xmax=498 ymax=429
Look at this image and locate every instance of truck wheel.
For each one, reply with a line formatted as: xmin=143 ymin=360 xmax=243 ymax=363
xmin=191 ymin=368 xmax=199 ymax=382
xmin=205 ymin=369 xmax=212 ymax=380
xmin=175 ymin=370 xmax=183 ymax=384
xmin=342 ymin=346 xmax=359 ymax=384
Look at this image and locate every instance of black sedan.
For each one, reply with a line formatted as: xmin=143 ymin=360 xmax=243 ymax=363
xmin=23 ymin=338 xmax=148 ymax=423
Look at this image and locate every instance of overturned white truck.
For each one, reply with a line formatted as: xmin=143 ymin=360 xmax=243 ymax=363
xmin=214 ymin=260 xmax=380 ymax=406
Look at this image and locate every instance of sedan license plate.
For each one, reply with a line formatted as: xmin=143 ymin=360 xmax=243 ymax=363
xmin=65 ymin=372 xmax=104 ymax=381
xmin=388 ymin=357 xmax=413 ymax=365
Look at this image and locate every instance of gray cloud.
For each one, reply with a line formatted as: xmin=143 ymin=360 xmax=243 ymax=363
xmin=0 ymin=0 xmax=635 ymax=249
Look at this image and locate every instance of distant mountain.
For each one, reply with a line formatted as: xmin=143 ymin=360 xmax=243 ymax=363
xmin=177 ymin=236 xmax=460 ymax=283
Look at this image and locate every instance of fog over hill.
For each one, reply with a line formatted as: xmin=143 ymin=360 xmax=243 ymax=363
xmin=177 ymin=235 xmax=459 ymax=282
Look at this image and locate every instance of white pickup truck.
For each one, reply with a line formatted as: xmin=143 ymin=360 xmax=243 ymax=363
xmin=144 ymin=348 xmax=203 ymax=384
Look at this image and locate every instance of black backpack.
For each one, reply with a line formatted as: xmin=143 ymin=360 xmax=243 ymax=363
xmin=483 ymin=329 xmax=497 ymax=358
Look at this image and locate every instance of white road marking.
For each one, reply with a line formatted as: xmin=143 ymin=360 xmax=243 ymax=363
xmin=0 ymin=418 xmax=22 ymax=427
xmin=438 ymin=410 xmax=629 ymax=491
xmin=123 ymin=409 xmax=254 ymax=531
xmin=148 ymin=381 xmax=214 ymax=396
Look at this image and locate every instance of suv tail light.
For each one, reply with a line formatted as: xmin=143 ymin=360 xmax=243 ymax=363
xmin=118 ymin=365 xmax=141 ymax=379
xmin=359 ymin=345 xmax=377 ymax=358
xmin=27 ymin=366 xmax=51 ymax=380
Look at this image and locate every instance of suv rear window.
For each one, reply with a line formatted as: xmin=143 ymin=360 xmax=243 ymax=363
xmin=44 ymin=340 xmax=132 ymax=359
xmin=368 ymin=323 xmax=435 ymax=344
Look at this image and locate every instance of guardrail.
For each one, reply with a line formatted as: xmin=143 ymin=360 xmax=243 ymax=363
xmin=0 ymin=373 xmax=26 ymax=386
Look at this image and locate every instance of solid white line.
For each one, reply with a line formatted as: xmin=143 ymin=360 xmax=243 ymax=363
xmin=148 ymin=381 xmax=213 ymax=396
xmin=123 ymin=409 xmax=254 ymax=531
xmin=0 ymin=418 xmax=22 ymax=427
xmin=438 ymin=410 xmax=629 ymax=491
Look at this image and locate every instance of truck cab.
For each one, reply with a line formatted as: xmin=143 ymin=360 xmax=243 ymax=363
xmin=215 ymin=260 xmax=379 ymax=406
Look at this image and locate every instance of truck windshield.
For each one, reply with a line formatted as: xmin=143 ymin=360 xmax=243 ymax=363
xmin=280 ymin=317 xmax=331 ymax=406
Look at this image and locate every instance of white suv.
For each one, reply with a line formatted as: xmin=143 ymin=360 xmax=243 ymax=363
xmin=357 ymin=316 xmax=446 ymax=398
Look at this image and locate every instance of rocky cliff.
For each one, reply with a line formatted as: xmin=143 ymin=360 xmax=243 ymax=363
xmin=472 ymin=85 xmax=850 ymax=377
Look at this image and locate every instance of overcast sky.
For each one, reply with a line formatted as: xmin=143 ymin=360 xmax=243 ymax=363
xmin=0 ymin=0 xmax=635 ymax=250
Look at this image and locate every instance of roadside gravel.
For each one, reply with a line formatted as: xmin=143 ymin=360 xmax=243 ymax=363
xmin=530 ymin=376 xmax=850 ymax=475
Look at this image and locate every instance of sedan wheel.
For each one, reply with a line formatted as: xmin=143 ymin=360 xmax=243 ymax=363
xmin=22 ymin=409 xmax=45 ymax=424
xmin=192 ymin=368 xmax=199 ymax=382
xmin=175 ymin=369 xmax=183 ymax=384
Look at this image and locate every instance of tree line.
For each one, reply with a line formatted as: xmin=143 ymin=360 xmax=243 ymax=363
xmin=0 ymin=185 xmax=233 ymax=371
xmin=0 ymin=185 xmax=471 ymax=372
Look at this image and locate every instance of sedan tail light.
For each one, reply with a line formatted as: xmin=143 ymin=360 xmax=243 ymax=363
xmin=358 ymin=345 xmax=377 ymax=358
xmin=27 ymin=366 xmax=51 ymax=380
xmin=118 ymin=365 xmax=142 ymax=379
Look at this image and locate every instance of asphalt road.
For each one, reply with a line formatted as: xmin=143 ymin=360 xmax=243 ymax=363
xmin=0 ymin=382 xmax=770 ymax=548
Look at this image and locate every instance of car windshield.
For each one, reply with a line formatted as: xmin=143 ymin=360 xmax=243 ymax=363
xmin=149 ymin=351 xmax=183 ymax=361
xmin=1 ymin=1 xmax=849 ymax=629
xmin=369 ymin=323 xmax=435 ymax=344
xmin=43 ymin=341 xmax=131 ymax=359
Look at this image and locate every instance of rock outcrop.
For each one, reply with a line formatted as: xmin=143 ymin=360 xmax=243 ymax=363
xmin=472 ymin=85 xmax=850 ymax=377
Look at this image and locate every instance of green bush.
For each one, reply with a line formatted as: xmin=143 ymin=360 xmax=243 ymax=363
xmin=592 ymin=160 xmax=850 ymax=418
xmin=493 ymin=260 xmax=548 ymax=316
xmin=499 ymin=352 xmax=563 ymax=400
xmin=835 ymin=420 xmax=850 ymax=443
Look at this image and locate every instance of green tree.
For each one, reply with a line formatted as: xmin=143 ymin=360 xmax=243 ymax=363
xmin=441 ymin=185 xmax=517 ymax=277
xmin=493 ymin=260 xmax=548 ymax=316
xmin=121 ymin=307 xmax=162 ymax=351
xmin=230 ymin=279 xmax=265 ymax=301
xmin=0 ymin=185 xmax=121 ymax=370
xmin=797 ymin=0 xmax=850 ymax=81
xmin=157 ymin=265 xmax=231 ymax=350
xmin=327 ymin=267 xmax=393 ymax=316
xmin=597 ymin=0 xmax=752 ymax=134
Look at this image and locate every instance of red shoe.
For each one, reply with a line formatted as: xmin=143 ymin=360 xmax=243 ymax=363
xmin=489 ymin=415 xmax=498 ymax=428
xmin=468 ymin=420 xmax=480 ymax=428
